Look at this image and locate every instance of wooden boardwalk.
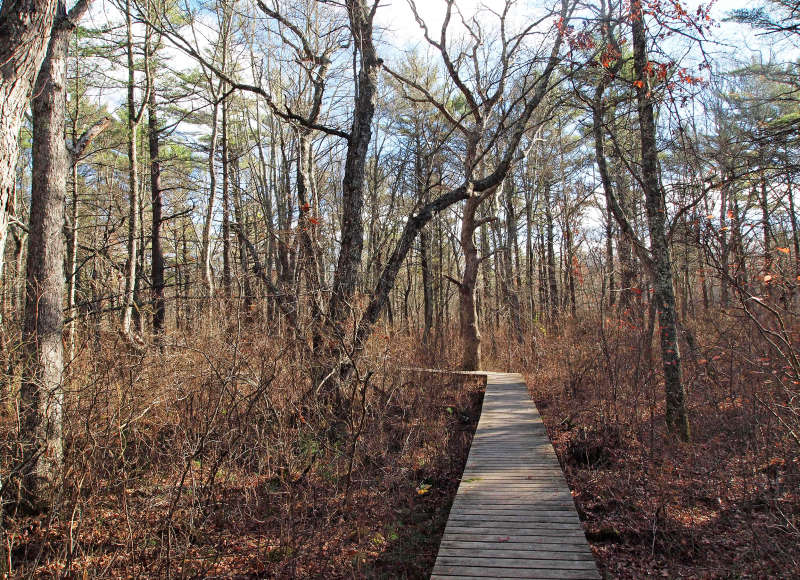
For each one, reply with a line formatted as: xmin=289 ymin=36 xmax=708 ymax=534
xmin=431 ymin=372 xmax=600 ymax=579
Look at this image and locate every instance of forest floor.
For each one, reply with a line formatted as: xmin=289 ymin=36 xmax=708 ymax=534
xmin=524 ymin=315 xmax=800 ymax=579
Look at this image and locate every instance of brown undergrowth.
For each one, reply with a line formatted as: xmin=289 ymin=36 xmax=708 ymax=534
xmin=0 ymin=314 xmax=483 ymax=579
xmin=526 ymin=309 xmax=800 ymax=578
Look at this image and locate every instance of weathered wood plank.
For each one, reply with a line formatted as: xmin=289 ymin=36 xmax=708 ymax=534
xmin=439 ymin=538 xmax=591 ymax=550
xmin=451 ymin=499 xmax=576 ymax=508
xmin=436 ymin=547 xmax=596 ymax=561
xmin=431 ymin=372 xmax=599 ymax=579
xmin=447 ymin=508 xmax=582 ymax=518
xmin=432 ymin=566 xmax=600 ymax=579
xmin=442 ymin=525 xmax=588 ymax=538
xmin=435 ymin=556 xmax=598 ymax=570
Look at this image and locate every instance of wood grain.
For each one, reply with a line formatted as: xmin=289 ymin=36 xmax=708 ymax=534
xmin=431 ymin=372 xmax=600 ymax=579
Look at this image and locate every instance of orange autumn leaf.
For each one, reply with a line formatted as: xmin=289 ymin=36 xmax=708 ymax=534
xmin=777 ymin=247 xmax=790 ymax=254
xmin=633 ymin=79 xmax=645 ymax=88
xmin=308 ymin=217 xmax=320 ymax=225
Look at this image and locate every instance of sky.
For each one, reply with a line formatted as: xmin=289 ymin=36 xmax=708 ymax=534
xmin=371 ymin=0 xmax=765 ymax=52
xmin=75 ymin=0 xmax=799 ymax=171
xmin=79 ymin=0 xmax=794 ymax=116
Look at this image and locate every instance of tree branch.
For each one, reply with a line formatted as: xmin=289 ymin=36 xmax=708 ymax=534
xmin=68 ymin=116 xmax=112 ymax=165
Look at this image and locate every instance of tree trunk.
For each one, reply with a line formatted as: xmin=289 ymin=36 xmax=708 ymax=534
xmin=788 ymin=174 xmax=799 ymax=280
xmin=0 ymin=0 xmax=58 ymax=304
xmin=122 ymin=0 xmax=141 ymax=336
xmin=760 ymin=172 xmax=772 ymax=282
xmin=545 ymin=186 xmax=558 ymax=321
xmin=221 ymin=97 xmax=231 ymax=298
xmin=503 ymin=178 xmax=524 ymax=342
xmin=605 ymin=203 xmax=615 ymax=307
xmin=67 ymin=113 xmax=80 ymax=365
xmin=480 ymin=210 xmax=492 ymax=330
xmin=420 ymin=229 xmax=433 ymax=344
xmin=617 ymin=206 xmax=637 ymax=312
xmin=19 ymin=0 xmax=91 ymax=511
xmin=202 ymin=100 xmax=220 ymax=299
xmin=631 ymin=2 xmax=689 ymax=441
xmin=695 ymin=210 xmax=709 ymax=310
xmin=312 ymin=0 xmax=380 ymax=402
xmin=719 ymin=177 xmax=730 ymax=307
xmin=524 ymin=183 xmax=535 ymax=321
xmin=231 ymin=152 xmax=253 ymax=311
xmin=326 ymin=0 xmax=378 ymax=327
xmin=459 ymin=193 xmax=482 ymax=370
xmin=538 ymin=229 xmax=548 ymax=317
xmin=148 ymin=64 xmax=165 ymax=334
xmin=564 ymin=209 xmax=577 ymax=317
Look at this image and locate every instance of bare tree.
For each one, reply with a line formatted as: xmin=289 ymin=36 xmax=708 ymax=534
xmin=143 ymin=0 xmax=572 ymax=399
xmin=386 ymin=0 xmax=574 ymax=369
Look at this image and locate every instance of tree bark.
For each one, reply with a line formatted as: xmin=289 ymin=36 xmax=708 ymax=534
xmin=564 ymin=207 xmax=577 ymax=317
xmin=631 ymin=0 xmax=689 ymax=441
xmin=148 ymin=58 xmax=165 ymax=334
xmin=20 ymin=0 xmax=93 ymax=512
xmin=67 ymin=60 xmax=80 ymax=364
xmin=760 ymin=172 xmax=772 ymax=284
xmin=420 ymin=229 xmax=433 ymax=344
xmin=231 ymin=147 xmax=253 ymax=311
xmin=605 ymin=203 xmax=615 ymax=307
xmin=312 ymin=0 xmax=380 ymax=402
xmin=502 ymin=177 xmax=524 ymax=341
xmin=787 ymin=174 xmax=799 ymax=281
xmin=326 ymin=0 xmax=378 ymax=326
xmin=719 ymin=177 xmax=730 ymax=307
xmin=460 ymin=193 xmax=482 ymax=370
xmin=525 ymin=180 xmax=536 ymax=320
xmin=544 ymin=185 xmax=559 ymax=321
xmin=122 ymin=0 xmax=144 ymax=336
xmin=201 ymin=99 xmax=220 ymax=300
xmin=0 ymin=0 xmax=59 ymax=300
xmin=221 ymin=97 xmax=231 ymax=298
xmin=417 ymin=138 xmax=434 ymax=344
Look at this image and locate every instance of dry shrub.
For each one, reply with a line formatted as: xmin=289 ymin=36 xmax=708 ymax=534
xmin=0 ymin=308 xmax=484 ymax=579
xmin=526 ymin=307 xmax=800 ymax=578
